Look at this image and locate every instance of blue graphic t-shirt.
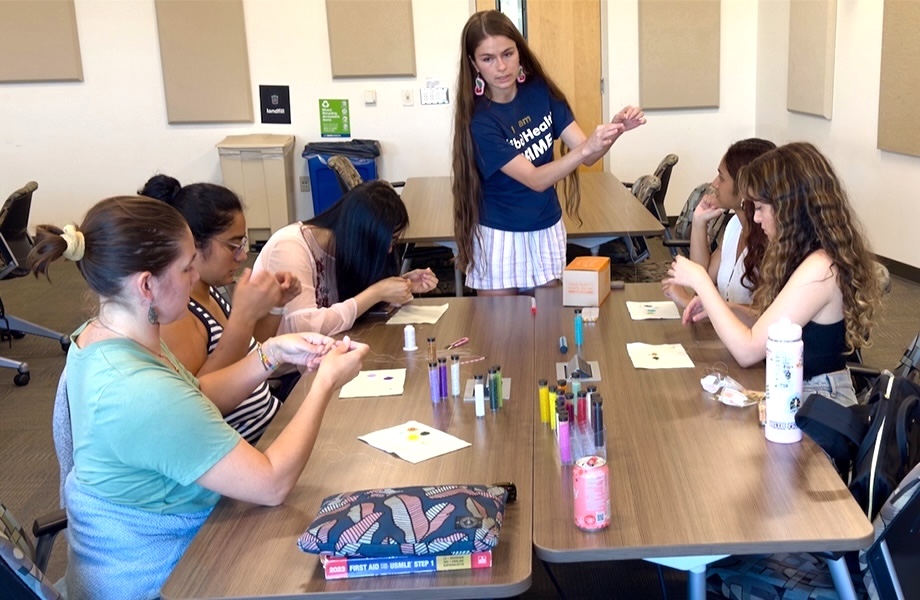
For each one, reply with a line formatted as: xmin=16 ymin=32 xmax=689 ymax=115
xmin=471 ymin=79 xmax=575 ymax=232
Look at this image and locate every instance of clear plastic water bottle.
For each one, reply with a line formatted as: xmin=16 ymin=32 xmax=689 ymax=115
xmin=765 ymin=318 xmax=804 ymax=444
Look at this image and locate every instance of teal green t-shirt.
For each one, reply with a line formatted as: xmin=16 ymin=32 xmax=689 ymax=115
xmin=66 ymin=322 xmax=241 ymax=514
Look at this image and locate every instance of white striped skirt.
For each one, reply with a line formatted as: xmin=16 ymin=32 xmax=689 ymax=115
xmin=466 ymin=219 xmax=566 ymax=290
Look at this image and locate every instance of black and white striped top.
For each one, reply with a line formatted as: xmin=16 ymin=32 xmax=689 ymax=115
xmin=188 ymin=287 xmax=281 ymax=445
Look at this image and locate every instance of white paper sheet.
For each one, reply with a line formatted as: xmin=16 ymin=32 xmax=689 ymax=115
xmin=626 ymin=343 xmax=695 ymax=369
xmin=386 ymin=304 xmax=449 ymax=325
xmin=358 ymin=420 xmax=471 ymax=463
xmin=338 ymin=369 xmax=407 ymax=398
xmin=626 ymin=301 xmax=681 ymax=320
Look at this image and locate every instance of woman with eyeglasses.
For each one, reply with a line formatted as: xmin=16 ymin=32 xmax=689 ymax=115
xmin=140 ymin=174 xmax=300 ymax=443
xmin=254 ymin=180 xmax=438 ymax=337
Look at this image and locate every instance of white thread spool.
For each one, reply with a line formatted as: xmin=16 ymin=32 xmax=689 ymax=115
xmin=765 ymin=318 xmax=804 ymax=444
xmin=403 ymin=325 xmax=418 ymax=351
xmin=450 ymin=355 xmax=461 ymax=397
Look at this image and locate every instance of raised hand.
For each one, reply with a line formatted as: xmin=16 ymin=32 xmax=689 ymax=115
xmin=661 ymin=279 xmax=694 ymax=310
xmin=612 ymin=105 xmax=646 ymax=132
xmin=233 ymin=268 xmax=286 ymax=320
xmin=274 ymin=271 xmax=302 ymax=306
xmin=403 ymin=268 xmax=439 ymax=294
xmin=314 ymin=336 xmax=369 ymax=391
xmin=372 ymin=276 xmax=414 ymax=306
xmin=263 ymin=332 xmax=336 ymax=372
xmin=666 ymin=255 xmax=709 ymax=291
xmin=692 ymin=192 xmax=723 ymax=226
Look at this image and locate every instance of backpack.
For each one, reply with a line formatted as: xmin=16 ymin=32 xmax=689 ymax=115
xmin=796 ymin=372 xmax=920 ymax=520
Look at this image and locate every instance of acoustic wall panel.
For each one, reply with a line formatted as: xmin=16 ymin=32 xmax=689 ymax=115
xmin=878 ymin=0 xmax=920 ymax=157
xmin=326 ymin=0 xmax=416 ymax=77
xmin=154 ymin=0 xmax=253 ymax=123
xmin=0 ymin=0 xmax=83 ymax=83
xmin=638 ymin=0 xmax=720 ymax=110
xmin=787 ymin=0 xmax=836 ymax=119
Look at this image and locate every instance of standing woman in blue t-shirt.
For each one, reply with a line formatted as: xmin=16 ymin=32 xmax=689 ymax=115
xmin=453 ymin=10 xmax=645 ymax=295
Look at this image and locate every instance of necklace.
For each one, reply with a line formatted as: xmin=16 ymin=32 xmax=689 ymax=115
xmin=92 ymin=316 xmax=177 ymax=371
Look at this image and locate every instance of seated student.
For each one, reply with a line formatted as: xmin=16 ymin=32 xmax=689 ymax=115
xmin=662 ymin=138 xmax=775 ymax=309
xmin=140 ymin=175 xmax=300 ymax=443
xmin=665 ymin=142 xmax=882 ymax=407
xmin=254 ymin=180 xmax=439 ymax=336
xmin=30 ymin=196 xmax=367 ymax=600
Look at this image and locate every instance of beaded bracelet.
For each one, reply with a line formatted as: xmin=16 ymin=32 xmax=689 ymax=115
xmin=255 ymin=341 xmax=279 ymax=372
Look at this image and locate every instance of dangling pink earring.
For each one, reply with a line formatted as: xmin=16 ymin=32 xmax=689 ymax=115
xmin=474 ymin=73 xmax=485 ymax=96
xmin=517 ymin=66 xmax=526 ymax=83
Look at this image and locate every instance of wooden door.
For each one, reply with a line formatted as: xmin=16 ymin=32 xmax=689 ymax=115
xmin=475 ymin=0 xmax=604 ymax=172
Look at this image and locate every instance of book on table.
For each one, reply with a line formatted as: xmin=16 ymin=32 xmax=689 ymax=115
xmin=322 ymin=551 xmax=493 ymax=580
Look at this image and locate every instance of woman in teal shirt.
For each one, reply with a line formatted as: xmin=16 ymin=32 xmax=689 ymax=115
xmin=30 ymin=196 xmax=367 ymax=600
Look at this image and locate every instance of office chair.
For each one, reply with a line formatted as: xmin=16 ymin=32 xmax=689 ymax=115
xmin=0 ymin=182 xmax=71 ymax=386
xmin=661 ymin=182 xmax=732 ymax=258
xmin=603 ymin=173 xmax=660 ymax=265
xmin=624 ymin=154 xmax=679 ymax=254
xmin=1 ymin=501 xmax=67 ymax=599
xmin=706 ymin=462 xmax=920 ymax=600
xmin=325 ymin=155 xmax=454 ymax=280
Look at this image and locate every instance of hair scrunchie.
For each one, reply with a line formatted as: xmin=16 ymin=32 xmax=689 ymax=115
xmin=61 ymin=224 xmax=86 ymax=262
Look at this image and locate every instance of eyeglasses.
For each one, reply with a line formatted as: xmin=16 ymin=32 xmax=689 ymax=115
xmin=215 ymin=235 xmax=249 ymax=259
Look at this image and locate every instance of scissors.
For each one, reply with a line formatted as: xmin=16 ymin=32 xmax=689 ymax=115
xmin=445 ymin=337 xmax=469 ymax=350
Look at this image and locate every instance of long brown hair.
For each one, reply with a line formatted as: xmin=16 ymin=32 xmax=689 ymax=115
xmin=722 ymin=138 xmax=776 ymax=291
xmin=451 ymin=10 xmax=579 ymax=272
xmin=738 ymin=142 xmax=881 ymax=352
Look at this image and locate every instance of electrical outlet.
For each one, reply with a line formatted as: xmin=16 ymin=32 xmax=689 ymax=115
xmin=300 ymin=175 xmax=310 ymax=193
xmin=402 ymin=89 xmax=414 ymax=106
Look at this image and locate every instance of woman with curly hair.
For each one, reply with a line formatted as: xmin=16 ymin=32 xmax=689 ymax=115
xmin=662 ymin=138 xmax=775 ymax=309
xmin=665 ymin=142 xmax=882 ymax=406
xmin=452 ymin=10 xmax=645 ymax=295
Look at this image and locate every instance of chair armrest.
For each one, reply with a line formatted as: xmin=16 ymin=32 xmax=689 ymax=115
xmin=31 ymin=509 xmax=67 ymax=572
xmin=847 ymin=363 xmax=881 ymax=379
xmin=661 ymin=239 xmax=690 ymax=248
xmin=622 ymin=181 xmax=634 ymax=189
xmin=389 ymin=180 xmax=406 ymax=188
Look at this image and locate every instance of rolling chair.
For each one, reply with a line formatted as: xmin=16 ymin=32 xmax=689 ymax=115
xmin=0 ymin=182 xmax=70 ymax=386
xmin=661 ymin=182 xmax=732 ymax=258
xmin=594 ymin=173 xmax=660 ymax=264
xmin=624 ymin=154 xmax=679 ymax=254
xmin=1 ymin=500 xmax=67 ymax=599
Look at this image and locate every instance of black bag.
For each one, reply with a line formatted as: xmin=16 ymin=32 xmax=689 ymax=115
xmin=302 ymin=139 xmax=381 ymax=159
xmin=796 ymin=372 xmax=920 ymax=520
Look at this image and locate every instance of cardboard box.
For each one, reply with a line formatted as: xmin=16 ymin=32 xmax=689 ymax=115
xmin=563 ymin=256 xmax=611 ymax=307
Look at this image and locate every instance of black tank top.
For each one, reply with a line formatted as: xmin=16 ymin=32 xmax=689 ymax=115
xmin=801 ymin=320 xmax=847 ymax=380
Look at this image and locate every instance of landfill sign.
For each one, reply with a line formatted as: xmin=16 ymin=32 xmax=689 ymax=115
xmin=319 ymin=99 xmax=350 ymax=138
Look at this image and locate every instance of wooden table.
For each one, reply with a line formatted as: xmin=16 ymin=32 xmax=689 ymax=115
xmin=531 ymin=284 xmax=874 ymax=599
xmin=400 ymin=174 xmax=664 ymax=295
xmin=162 ymin=297 xmax=535 ymax=599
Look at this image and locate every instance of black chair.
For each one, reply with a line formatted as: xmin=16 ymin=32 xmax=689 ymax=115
xmin=0 ymin=500 xmax=67 ymax=599
xmin=624 ymin=154 xmax=679 ymax=251
xmin=661 ymin=182 xmax=731 ymax=258
xmin=607 ymin=173 xmax=660 ymax=264
xmin=0 ymin=182 xmax=70 ymax=386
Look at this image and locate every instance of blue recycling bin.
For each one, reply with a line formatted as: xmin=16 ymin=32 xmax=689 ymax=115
xmin=305 ymin=154 xmax=378 ymax=216
xmin=303 ymin=140 xmax=381 ymax=216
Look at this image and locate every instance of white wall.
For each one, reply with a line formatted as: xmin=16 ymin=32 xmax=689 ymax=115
xmin=3 ymin=0 xmax=917 ymax=268
xmin=755 ymin=0 xmax=920 ymax=269
xmin=605 ymin=0 xmax=760 ymax=219
xmin=0 ymin=0 xmax=468 ymax=225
